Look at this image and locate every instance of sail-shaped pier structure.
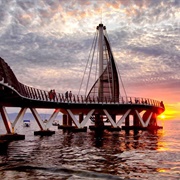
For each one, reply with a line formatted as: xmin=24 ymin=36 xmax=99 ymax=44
xmin=0 ymin=24 xmax=165 ymax=138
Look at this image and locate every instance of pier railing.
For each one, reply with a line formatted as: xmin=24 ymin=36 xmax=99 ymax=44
xmin=0 ymin=77 xmax=164 ymax=108
xmin=16 ymin=82 xmax=164 ymax=108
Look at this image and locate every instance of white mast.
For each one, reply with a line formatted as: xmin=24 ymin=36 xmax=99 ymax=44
xmin=98 ymin=23 xmax=104 ymax=77
xmin=97 ymin=24 xmax=105 ymax=100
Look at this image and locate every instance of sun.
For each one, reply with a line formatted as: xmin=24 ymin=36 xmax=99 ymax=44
xmin=160 ymin=114 xmax=165 ymax=119
xmin=158 ymin=114 xmax=166 ymax=120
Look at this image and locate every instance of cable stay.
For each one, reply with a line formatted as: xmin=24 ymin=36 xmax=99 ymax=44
xmin=79 ymin=23 xmax=127 ymax=102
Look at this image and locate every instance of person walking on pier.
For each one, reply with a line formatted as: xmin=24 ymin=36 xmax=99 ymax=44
xmin=65 ymin=91 xmax=68 ymax=101
xmin=69 ymin=91 xmax=72 ymax=101
xmin=52 ymin=89 xmax=56 ymax=101
xmin=48 ymin=90 xmax=53 ymax=101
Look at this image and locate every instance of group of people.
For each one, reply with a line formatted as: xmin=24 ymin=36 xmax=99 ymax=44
xmin=48 ymin=89 xmax=56 ymax=101
xmin=65 ymin=91 xmax=72 ymax=101
xmin=48 ymin=90 xmax=73 ymax=101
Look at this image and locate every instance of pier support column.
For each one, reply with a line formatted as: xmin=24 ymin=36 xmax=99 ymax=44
xmin=110 ymin=114 xmax=116 ymax=125
xmin=95 ymin=113 xmax=100 ymax=127
xmin=148 ymin=112 xmax=162 ymax=130
xmin=58 ymin=114 xmax=69 ymax=130
xmin=95 ymin=113 xmax=104 ymax=128
xmin=0 ymin=106 xmax=11 ymax=134
xmin=149 ymin=113 xmax=157 ymax=127
xmin=125 ymin=115 xmax=130 ymax=127
xmin=11 ymin=108 xmax=27 ymax=132
xmin=30 ymin=108 xmax=55 ymax=136
xmin=133 ymin=112 xmax=140 ymax=134
xmin=125 ymin=115 xmax=130 ymax=134
xmin=152 ymin=113 xmax=157 ymax=126
xmin=68 ymin=114 xmax=72 ymax=126
xmin=79 ymin=113 xmax=83 ymax=123
xmin=62 ymin=114 xmax=67 ymax=126
xmin=0 ymin=106 xmax=25 ymax=140
xmin=133 ymin=113 xmax=139 ymax=127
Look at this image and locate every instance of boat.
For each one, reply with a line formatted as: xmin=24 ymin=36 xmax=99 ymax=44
xmin=43 ymin=119 xmax=48 ymax=124
xmin=23 ymin=119 xmax=30 ymax=127
xmin=52 ymin=120 xmax=59 ymax=126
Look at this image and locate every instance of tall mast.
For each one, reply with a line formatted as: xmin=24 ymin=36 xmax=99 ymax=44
xmin=86 ymin=23 xmax=120 ymax=102
xmin=98 ymin=23 xmax=104 ymax=77
xmin=97 ymin=24 xmax=106 ymax=100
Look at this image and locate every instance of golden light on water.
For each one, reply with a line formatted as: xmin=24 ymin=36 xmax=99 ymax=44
xmin=157 ymin=168 xmax=169 ymax=173
xmin=157 ymin=141 xmax=169 ymax=152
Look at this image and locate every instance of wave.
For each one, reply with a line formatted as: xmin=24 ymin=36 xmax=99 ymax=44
xmin=4 ymin=165 xmax=128 ymax=180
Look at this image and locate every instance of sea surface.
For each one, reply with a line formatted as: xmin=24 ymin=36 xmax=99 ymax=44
xmin=0 ymin=119 xmax=179 ymax=180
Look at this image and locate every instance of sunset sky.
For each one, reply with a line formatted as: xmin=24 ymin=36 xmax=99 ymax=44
xmin=0 ymin=0 xmax=179 ymax=120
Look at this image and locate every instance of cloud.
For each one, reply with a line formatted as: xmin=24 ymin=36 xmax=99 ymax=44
xmin=0 ymin=0 xmax=179 ymax=106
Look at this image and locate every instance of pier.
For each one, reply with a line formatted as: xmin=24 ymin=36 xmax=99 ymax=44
xmin=0 ymin=24 xmax=165 ymax=140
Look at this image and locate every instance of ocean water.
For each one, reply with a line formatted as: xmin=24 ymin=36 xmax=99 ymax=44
xmin=0 ymin=120 xmax=179 ymax=180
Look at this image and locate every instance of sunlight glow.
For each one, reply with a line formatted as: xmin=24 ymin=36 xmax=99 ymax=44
xmin=159 ymin=114 xmax=166 ymax=120
xmin=157 ymin=102 xmax=180 ymax=121
xmin=157 ymin=168 xmax=169 ymax=173
xmin=157 ymin=141 xmax=169 ymax=152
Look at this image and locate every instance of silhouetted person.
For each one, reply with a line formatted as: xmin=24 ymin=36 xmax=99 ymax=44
xmin=160 ymin=101 xmax=164 ymax=108
xmin=52 ymin=89 xmax=56 ymax=101
xmin=65 ymin=91 xmax=68 ymax=101
xmin=69 ymin=91 xmax=72 ymax=101
xmin=48 ymin=90 xmax=53 ymax=101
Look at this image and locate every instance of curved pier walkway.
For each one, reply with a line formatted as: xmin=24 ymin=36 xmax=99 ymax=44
xmin=0 ymin=57 xmax=165 ymax=139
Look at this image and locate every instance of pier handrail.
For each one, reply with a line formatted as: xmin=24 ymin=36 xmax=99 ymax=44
xmin=0 ymin=78 xmax=164 ymax=109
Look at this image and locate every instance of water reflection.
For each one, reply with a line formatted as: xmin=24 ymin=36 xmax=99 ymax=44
xmin=0 ymin=121 xmax=179 ymax=180
xmin=0 ymin=129 xmax=163 ymax=154
xmin=87 ymin=129 xmax=162 ymax=152
xmin=0 ymin=141 xmax=9 ymax=155
xmin=52 ymin=129 xmax=163 ymax=154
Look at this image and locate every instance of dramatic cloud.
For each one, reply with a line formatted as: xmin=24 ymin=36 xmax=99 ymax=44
xmin=0 ymin=0 xmax=179 ymax=119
